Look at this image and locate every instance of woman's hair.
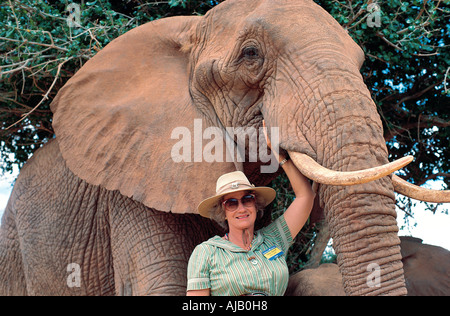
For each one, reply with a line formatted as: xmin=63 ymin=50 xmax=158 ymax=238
xmin=209 ymin=190 xmax=267 ymax=231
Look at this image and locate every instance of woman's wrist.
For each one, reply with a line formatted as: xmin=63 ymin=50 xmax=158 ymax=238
xmin=279 ymin=157 xmax=289 ymax=167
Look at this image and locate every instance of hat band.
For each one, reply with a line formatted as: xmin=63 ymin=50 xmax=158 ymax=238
xmin=216 ymin=181 xmax=254 ymax=195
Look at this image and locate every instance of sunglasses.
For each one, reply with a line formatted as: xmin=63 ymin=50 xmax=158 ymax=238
xmin=222 ymin=194 xmax=256 ymax=212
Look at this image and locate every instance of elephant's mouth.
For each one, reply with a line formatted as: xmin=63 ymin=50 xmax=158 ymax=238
xmin=287 ymin=150 xmax=450 ymax=203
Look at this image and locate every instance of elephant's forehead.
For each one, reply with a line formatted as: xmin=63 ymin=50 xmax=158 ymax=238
xmin=206 ymin=0 xmax=329 ymax=27
xmin=203 ymin=0 xmax=353 ymax=49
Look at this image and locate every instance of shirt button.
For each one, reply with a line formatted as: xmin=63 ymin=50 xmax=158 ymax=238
xmin=250 ymin=259 xmax=258 ymax=265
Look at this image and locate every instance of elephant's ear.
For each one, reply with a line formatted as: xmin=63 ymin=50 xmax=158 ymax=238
xmin=51 ymin=16 xmax=237 ymax=214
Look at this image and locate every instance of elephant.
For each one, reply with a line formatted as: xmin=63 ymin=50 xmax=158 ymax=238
xmin=286 ymin=263 xmax=346 ymax=296
xmin=400 ymin=237 xmax=450 ymax=296
xmin=1 ymin=0 xmax=449 ymax=296
xmin=285 ymin=237 xmax=450 ymax=296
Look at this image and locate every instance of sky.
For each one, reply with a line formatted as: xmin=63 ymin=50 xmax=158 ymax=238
xmin=0 ymin=166 xmax=449 ymax=251
xmin=0 ymin=169 xmax=17 ymax=220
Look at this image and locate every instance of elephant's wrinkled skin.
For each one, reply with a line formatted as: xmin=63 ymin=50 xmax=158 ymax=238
xmin=1 ymin=0 xmax=447 ymax=296
xmin=400 ymin=237 xmax=450 ymax=296
xmin=0 ymin=140 xmax=221 ymax=295
xmin=286 ymin=264 xmax=346 ymax=296
xmin=286 ymin=237 xmax=450 ymax=296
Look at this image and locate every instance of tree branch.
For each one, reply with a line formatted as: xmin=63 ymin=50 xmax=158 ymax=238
xmin=393 ymin=81 xmax=442 ymax=111
xmin=0 ymin=36 xmax=69 ymax=52
xmin=5 ymin=58 xmax=72 ymax=130
xmin=376 ymin=32 xmax=438 ymax=57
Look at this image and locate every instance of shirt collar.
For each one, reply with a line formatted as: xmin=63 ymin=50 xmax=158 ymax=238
xmin=205 ymin=232 xmax=264 ymax=253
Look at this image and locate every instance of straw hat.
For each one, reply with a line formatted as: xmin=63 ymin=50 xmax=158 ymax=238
xmin=197 ymin=171 xmax=276 ymax=218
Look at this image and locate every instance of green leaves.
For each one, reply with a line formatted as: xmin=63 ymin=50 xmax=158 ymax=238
xmin=0 ymin=0 xmax=225 ymax=173
xmin=169 ymin=0 xmax=187 ymax=8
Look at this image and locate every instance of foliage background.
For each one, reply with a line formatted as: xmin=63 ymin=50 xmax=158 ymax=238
xmin=1 ymin=0 xmax=449 ymax=273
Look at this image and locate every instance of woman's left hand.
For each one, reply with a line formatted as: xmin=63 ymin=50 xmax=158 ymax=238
xmin=262 ymin=120 xmax=286 ymax=163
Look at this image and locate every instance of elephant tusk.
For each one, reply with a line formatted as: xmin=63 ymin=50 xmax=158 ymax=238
xmin=392 ymin=174 xmax=450 ymax=203
xmin=288 ymin=151 xmax=413 ymax=186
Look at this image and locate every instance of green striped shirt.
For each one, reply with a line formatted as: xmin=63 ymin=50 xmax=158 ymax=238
xmin=187 ymin=215 xmax=293 ymax=296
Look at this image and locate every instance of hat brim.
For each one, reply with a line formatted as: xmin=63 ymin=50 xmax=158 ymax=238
xmin=197 ymin=186 xmax=276 ymax=218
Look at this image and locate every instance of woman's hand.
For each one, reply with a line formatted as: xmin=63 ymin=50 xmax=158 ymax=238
xmin=262 ymin=120 xmax=286 ymax=163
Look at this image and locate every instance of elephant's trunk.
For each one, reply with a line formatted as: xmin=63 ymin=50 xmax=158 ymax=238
xmin=319 ymin=177 xmax=407 ymax=295
xmin=261 ymin=33 xmax=412 ymax=293
xmin=270 ymin=82 xmax=408 ymax=294
xmin=288 ymin=90 xmax=408 ymax=295
xmin=295 ymin=147 xmax=408 ymax=295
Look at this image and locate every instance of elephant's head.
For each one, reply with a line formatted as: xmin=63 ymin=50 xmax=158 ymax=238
xmin=51 ymin=0 xmax=449 ymax=295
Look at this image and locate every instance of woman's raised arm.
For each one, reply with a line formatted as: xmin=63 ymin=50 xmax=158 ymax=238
xmin=263 ymin=121 xmax=315 ymax=239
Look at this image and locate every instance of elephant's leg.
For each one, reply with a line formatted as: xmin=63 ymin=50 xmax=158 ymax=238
xmin=5 ymin=140 xmax=115 ymax=295
xmin=0 ymin=198 xmax=27 ymax=295
xmin=109 ymin=196 xmax=219 ymax=296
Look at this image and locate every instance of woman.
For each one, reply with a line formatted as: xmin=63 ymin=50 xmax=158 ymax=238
xmin=186 ymin=122 xmax=315 ymax=296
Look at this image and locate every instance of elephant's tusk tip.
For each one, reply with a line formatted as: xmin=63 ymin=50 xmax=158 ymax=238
xmin=396 ymin=155 xmax=414 ymax=168
xmin=404 ymin=155 xmax=413 ymax=164
xmin=393 ymin=174 xmax=450 ymax=203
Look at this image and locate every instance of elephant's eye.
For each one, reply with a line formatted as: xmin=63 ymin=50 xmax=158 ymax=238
xmin=242 ymin=46 xmax=259 ymax=59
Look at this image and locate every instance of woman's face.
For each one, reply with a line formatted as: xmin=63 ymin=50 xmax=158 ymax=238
xmin=222 ymin=190 xmax=257 ymax=231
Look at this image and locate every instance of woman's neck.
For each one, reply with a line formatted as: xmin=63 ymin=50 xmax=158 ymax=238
xmin=226 ymin=227 xmax=255 ymax=251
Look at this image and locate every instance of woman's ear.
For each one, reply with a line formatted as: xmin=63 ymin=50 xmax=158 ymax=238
xmin=51 ymin=16 xmax=237 ymax=214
